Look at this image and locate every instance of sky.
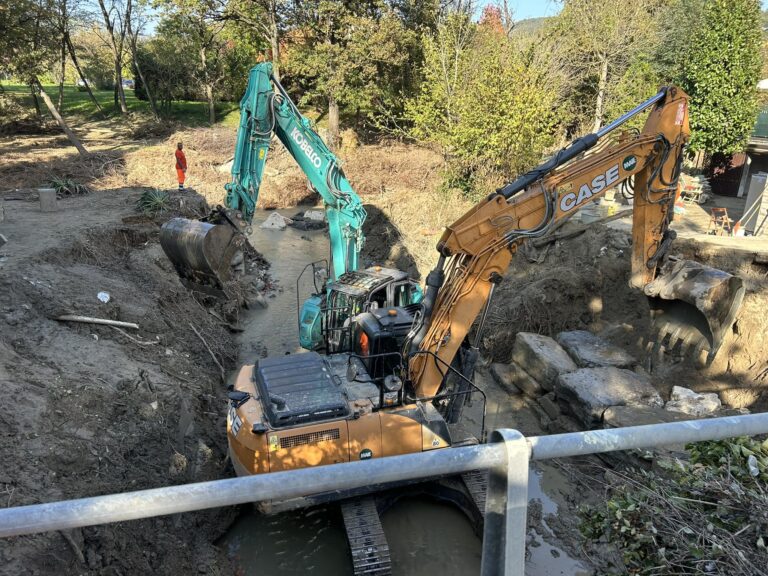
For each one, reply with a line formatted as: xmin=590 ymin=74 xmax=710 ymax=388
xmin=502 ymin=0 xmax=562 ymax=20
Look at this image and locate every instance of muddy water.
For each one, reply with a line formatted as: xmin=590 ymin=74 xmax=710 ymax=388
xmin=239 ymin=211 xmax=330 ymax=360
xmin=224 ymin=211 xmax=590 ymax=575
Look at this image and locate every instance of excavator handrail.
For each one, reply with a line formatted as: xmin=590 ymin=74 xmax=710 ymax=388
xmin=407 ymin=349 xmax=487 ymax=440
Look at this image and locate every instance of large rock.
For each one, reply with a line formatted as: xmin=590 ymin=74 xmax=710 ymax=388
xmin=555 ymin=367 xmax=664 ymax=427
xmin=556 ymin=330 xmax=636 ymax=368
xmin=603 ymin=405 xmax=694 ymax=428
xmin=303 ymin=209 xmax=325 ymax=222
xmin=511 ymin=333 xmax=576 ymax=391
xmin=665 ymin=386 xmax=721 ymax=417
xmin=260 ymin=212 xmax=292 ymax=230
xmin=490 ymin=362 xmax=541 ymax=396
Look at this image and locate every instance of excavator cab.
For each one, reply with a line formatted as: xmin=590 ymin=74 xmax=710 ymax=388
xmin=298 ymin=266 xmax=423 ymax=352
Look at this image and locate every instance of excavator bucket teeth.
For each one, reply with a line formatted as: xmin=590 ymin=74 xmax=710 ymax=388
xmin=644 ymin=259 xmax=745 ymax=363
xmin=160 ymin=217 xmax=246 ymax=297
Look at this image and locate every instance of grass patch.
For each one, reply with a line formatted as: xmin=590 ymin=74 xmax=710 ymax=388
xmin=0 ymin=83 xmax=238 ymax=126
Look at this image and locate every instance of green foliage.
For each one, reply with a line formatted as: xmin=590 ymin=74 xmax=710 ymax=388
xmin=671 ymin=0 xmax=763 ymax=155
xmin=136 ymin=188 xmax=171 ymax=214
xmin=688 ymin=436 xmax=768 ymax=483
xmin=48 ymin=176 xmax=91 ymax=196
xmin=285 ymin=1 xmax=416 ymax=127
xmin=406 ymin=16 xmax=557 ymax=197
xmin=580 ymin=439 xmax=768 ymax=574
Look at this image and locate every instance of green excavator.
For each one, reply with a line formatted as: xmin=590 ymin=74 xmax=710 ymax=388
xmin=159 ymin=62 xmax=421 ymax=351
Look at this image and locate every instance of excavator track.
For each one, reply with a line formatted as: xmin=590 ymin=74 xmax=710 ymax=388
xmin=341 ymin=497 xmax=392 ymax=576
xmin=460 ymin=470 xmax=488 ymax=518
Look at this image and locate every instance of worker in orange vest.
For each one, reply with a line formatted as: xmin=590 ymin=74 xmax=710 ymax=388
xmin=175 ymin=142 xmax=187 ymax=191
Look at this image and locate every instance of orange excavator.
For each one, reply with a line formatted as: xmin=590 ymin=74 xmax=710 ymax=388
xmin=226 ymin=86 xmax=743 ymax=496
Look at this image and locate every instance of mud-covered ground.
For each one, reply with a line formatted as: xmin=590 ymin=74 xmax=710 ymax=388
xmin=0 ymin=189 xmax=269 ymax=575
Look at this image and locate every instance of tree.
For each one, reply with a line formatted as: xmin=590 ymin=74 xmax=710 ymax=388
xmin=287 ymin=0 xmax=415 ymax=148
xmin=127 ymin=0 xmax=159 ymax=118
xmin=407 ymin=13 xmax=558 ymax=197
xmin=158 ymin=0 xmax=226 ymax=124
xmin=0 ymin=0 xmax=88 ymax=154
xmin=225 ymin=0 xmax=287 ymax=80
xmin=554 ymin=0 xmax=660 ymax=132
xmin=664 ymin=0 xmax=762 ymax=155
xmin=96 ymin=0 xmax=132 ymax=114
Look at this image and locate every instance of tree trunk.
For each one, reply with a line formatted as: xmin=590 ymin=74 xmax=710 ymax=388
xmin=133 ymin=53 xmax=159 ymax=119
xmin=328 ymin=95 xmax=339 ymax=150
xmin=199 ymin=45 xmax=215 ymax=124
xmin=29 ymin=83 xmax=42 ymax=120
xmin=127 ymin=16 xmax=160 ymax=120
xmin=57 ymin=0 xmax=67 ymax=111
xmin=269 ymin=4 xmax=280 ymax=81
xmin=57 ymin=38 xmax=66 ymax=110
xmin=33 ymin=78 xmax=88 ymax=156
xmin=593 ymin=56 xmax=609 ymax=132
xmin=65 ymin=32 xmax=104 ymax=116
xmin=115 ymin=61 xmax=128 ymax=114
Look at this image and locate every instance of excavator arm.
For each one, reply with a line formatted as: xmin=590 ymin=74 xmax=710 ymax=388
xmin=160 ymin=62 xmax=367 ymax=295
xmin=408 ymin=87 xmax=744 ymax=399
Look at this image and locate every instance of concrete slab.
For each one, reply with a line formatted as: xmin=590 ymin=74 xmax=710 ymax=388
xmin=665 ymin=386 xmax=721 ymax=417
xmin=511 ymin=332 xmax=576 ymax=391
xmin=489 ymin=363 xmax=521 ymax=394
xmin=556 ymin=330 xmax=636 ymax=368
xmin=260 ymin=212 xmax=292 ymax=230
xmin=303 ymin=210 xmax=325 ymax=222
xmin=555 ymin=367 xmax=664 ymax=428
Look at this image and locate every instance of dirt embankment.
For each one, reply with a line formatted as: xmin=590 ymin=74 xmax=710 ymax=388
xmin=0 ymin=190 xmax=269 ymax=575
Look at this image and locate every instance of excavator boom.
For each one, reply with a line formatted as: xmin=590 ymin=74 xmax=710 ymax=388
xmin=408 ymin=86 xmax=744 ymax=399
xmin=159 ymin=62 xmax=366 ymax=296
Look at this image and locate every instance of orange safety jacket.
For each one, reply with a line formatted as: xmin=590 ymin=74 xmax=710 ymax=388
xmin=175 ymin=149 xmax=187 ymax=170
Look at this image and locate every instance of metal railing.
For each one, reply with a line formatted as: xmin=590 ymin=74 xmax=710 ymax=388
xmin=1 ymin=413 xmax=767 ymax=575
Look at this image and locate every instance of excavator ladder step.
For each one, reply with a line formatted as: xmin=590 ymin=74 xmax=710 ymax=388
xmin=461 ymin=470 xmax=488 ymax=518
xmin=341 ymin=497 xmax=392 ymax=576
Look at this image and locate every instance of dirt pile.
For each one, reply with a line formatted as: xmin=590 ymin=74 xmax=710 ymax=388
xmin=0 ymin=193 xmax=269 ymax=575
xmin=481 ymin=222 xmax=768 ymax=411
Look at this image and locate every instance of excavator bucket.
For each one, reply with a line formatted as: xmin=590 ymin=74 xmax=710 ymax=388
xmin=160 ymin=217 xmax=246 ymax=296
xmin=644 ymin=259 xmax=745 ymax=363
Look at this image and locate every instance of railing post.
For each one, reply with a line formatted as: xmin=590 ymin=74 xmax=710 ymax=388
xmin=480 ymin=429 xmax=530 ymax=576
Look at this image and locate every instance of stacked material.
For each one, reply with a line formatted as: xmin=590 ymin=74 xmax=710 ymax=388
xmin=679 ymin=173 xmax=712 ymax=204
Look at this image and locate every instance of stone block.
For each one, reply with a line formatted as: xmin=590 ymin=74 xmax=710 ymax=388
xmin=511 ymin=332 xmax=576 ymax=391
xmin=556 ymin=330 xmax=636 ymax=368
xmin=665 ymin=386 xmax=721 ymax=417
xmin=489 ymin=363 xmax=521 ymax=394
xmin=304 ymin=210 xmax=325 ymax=222
xmin=38 ymin=188 xmax=57 ymax=212
xmin=260 ymin=212 xmax=292 ymax=230
xmin=603 ymin=406 xmax=694 ymax=457
xmin=603 ymin=405 xmax=693 ymax=428
xmin=555 ymin=367 xmax=663 ymax=428
xmin=537 ymin=392 xmax=561 ymax=420
xmin=490 ymin=362 xmax=542 ymax=396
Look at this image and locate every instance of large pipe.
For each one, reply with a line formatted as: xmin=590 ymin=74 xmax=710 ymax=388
xmin=1 ymin=413 xmax=767 ymax=538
